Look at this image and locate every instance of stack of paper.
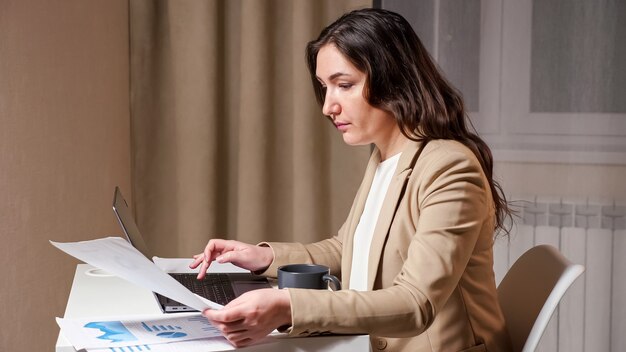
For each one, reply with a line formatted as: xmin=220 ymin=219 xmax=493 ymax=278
xmin=57 ymin=313 xmax=234 ymax=351
xmin=51 ymin=237 xmax=281 ymax=351
xmin=51 ymin=237 xmax=232 ymax=351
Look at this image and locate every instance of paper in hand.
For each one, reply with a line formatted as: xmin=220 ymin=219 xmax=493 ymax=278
xmin=50 ymin=237 xmax=222 ymax=311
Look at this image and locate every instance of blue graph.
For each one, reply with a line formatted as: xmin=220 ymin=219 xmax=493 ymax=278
xmin=107 ymin=345 xmax=151 ymax=352
xmin=85 ymin=321 xmax=138 ymax=343
xmin=156 ymin=331 xmax=187 ymax=338
xmin=141 ymin=321 xmax=187 ymax=338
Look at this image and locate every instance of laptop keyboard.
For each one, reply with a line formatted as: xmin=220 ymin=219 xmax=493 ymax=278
xmin=170 ymin=273 xmax=236 ymax=306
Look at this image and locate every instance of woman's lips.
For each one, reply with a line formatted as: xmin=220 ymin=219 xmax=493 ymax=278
xmin=334 ymin=122 xmax=350 ymax=132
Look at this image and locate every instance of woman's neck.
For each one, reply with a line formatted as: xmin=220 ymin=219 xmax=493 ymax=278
xmin=376 ymin=129 xmax=408 ymax=161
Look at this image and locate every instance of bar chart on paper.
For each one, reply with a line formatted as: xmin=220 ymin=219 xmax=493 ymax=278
xmin=140 ymin=322 xmax=187 ymax=338
xmin=139 ymin=316 xmax=219 ymax=337
xmin=97 ymin=338 xmax=235 ymax=352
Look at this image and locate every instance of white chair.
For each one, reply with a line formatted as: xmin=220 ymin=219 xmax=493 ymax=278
xmin=497 ymin=244 xmax=585 ymax=352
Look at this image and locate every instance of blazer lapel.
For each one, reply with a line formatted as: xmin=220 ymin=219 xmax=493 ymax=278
xmin=366 ymin=141 xmax=422 ymax=290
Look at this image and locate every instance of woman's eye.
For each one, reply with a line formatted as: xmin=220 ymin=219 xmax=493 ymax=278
xmin=339 ymin=83 xmax=353 ymax=89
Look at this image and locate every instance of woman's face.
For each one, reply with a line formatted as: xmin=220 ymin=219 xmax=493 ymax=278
xmin=316 ymin=44 xmax=397 ymax=147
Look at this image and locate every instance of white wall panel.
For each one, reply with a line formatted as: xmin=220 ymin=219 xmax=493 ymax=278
xmin=534 ymin=226 xmax=560 ymax=352
xmin=559 ymin=227 xmax=586 ymax=352
xmin=612 ymin=229 xmax=626 ymax=352
xmin=584 ymin=229 xmax=613 ymax=352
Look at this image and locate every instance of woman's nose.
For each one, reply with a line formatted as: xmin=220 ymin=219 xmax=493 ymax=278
xmin=322 ymin=96 xmax=340 ymax=118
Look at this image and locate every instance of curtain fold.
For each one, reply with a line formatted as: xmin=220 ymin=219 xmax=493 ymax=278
xmin=130 ymin=0 xmax=372 ymax=257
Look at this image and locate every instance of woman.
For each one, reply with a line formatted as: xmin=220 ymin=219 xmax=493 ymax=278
xmin=190 ymin=8 xmax=512 ymax=351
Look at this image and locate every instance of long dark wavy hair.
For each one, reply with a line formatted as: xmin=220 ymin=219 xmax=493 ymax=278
xmin=305 ymin=8 xmax=512 ymax=235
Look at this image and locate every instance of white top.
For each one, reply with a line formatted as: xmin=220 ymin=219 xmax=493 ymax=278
xmin=349 ymin=153 xmax=401 ymax=291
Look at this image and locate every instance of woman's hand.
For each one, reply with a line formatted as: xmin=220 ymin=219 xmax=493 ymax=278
xmin=203 ymin=289 xmax=292 ymax=348
xmin=189 ymin=239 xmax=274 ymax=279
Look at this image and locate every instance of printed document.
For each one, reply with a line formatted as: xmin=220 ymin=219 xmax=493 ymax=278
xmin=50 ymin=237 xmax=222 ymax=311
xmin=56 ymin=313 xmax=233 ymax=351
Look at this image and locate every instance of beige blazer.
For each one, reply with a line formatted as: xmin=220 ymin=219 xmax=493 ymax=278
xmin=260 ymin=140 xmax=512 ymax=352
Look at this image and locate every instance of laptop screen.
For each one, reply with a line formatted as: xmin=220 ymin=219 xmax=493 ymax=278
xmin=112 ymin=187 xmax=154 ymax=259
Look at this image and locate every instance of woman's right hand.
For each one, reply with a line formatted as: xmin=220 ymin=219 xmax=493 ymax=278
xmin=189 ymin=239 xmax=274 ymax=280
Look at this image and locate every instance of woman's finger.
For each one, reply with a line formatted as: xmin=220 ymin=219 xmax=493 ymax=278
xmin=188 ymin=254 xmax=204 ymax=269
xmin=203 ymin=306 xmax=245 ymax=323
xmin=196 ymin=259 xmax=210 ymax=280
xmin=218 ymin=321 xmax=247 ymax=334
xmin=226 ymin=335 xmax=252 ymax=348
xmin=225 ymin=331 xmax=252 ymax=345
xmin=204 ymin=239 xmax=226 ymax=264
xmin=215 ymin=250 xmax=239 ymax=264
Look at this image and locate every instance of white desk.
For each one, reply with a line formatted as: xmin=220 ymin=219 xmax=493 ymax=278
xmin=56 ymin=264 xmax=369 ymax=352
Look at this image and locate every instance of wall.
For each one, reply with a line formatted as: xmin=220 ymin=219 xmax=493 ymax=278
xmin=0 ymin=1 xmax=131 ymax=351
xmin=495 ymin=163 xmax=626 ymax=200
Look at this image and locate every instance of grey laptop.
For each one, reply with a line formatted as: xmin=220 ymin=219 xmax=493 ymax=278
xmin=112 ymin=187 xmax=271 ymax=313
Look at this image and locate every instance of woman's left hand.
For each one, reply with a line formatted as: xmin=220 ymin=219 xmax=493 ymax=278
xmin=203 ymin=288 xmax=292 ymax=347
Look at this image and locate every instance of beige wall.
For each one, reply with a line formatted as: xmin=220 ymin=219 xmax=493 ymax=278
xmin=0 ymin=1 xmax=130 ymax=351
xmin=495 ymin=162 xmax=626 ymax=200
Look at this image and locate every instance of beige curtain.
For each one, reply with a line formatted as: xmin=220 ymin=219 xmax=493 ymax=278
xmin=130 ymin=0 xmax=372 ymax=258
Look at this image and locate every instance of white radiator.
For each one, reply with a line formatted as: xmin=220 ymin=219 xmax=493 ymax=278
xmin=493 ymin=196 xmax=626 ymax=352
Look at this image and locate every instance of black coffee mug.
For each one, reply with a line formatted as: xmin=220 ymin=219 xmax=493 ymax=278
xmin=277 ymin=264 xmax=341 ymax=290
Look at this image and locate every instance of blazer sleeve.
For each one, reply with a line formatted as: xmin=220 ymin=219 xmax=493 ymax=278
xmin=255 ymin=219 xmax=347 ymax=278
xmin=284 ymin=145 xmax=491 ymax=338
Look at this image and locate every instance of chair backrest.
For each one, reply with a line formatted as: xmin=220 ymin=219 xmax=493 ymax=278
xmin=497 ymin=244 xmax=585 ymax=352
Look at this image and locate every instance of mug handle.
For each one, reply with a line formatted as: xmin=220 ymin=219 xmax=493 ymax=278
xmin=323 ymin=274 xmax=341 ymax=291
